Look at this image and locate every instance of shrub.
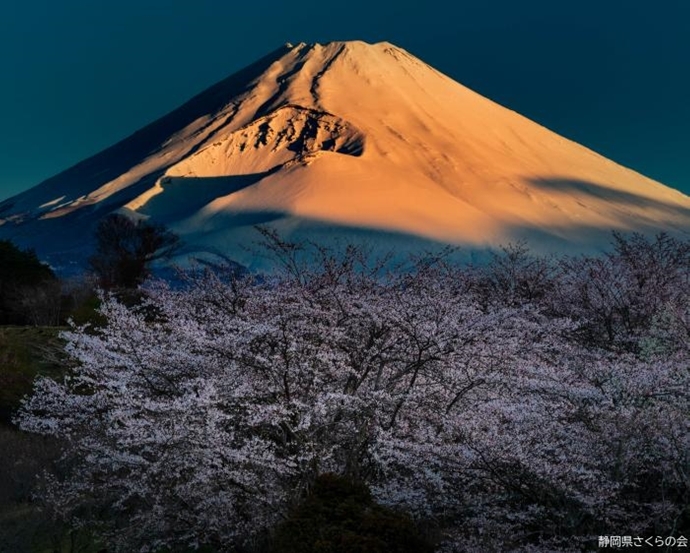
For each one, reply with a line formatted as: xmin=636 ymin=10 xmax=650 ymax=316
xmin=270 ymin=473 xmax=434 ymax=553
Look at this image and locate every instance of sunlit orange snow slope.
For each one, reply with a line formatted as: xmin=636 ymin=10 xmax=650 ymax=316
xmin=2 ymin=41 xmax=689 ymax=267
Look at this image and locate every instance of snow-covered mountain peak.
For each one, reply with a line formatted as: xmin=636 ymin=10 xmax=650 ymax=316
xmin=1 ymin=40 xmax=688 ymax=272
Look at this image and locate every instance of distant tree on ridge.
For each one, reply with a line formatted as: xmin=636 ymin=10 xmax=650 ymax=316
xmin=89 ymin=213 xmax=180 ymax=289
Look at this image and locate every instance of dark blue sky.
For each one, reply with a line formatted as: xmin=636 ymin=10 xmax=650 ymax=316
xmin=1 ymin=0 xmax=688 ymax=200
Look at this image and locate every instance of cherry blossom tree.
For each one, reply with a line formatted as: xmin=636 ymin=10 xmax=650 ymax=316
xmin=550 ymin=232 xmax=689 ymax=352
xmin=17 ymin=238 xmax=690 ymax=552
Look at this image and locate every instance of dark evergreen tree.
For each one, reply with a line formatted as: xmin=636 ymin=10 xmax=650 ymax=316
xmin=0 ymin=240 xmax=57 ymax=324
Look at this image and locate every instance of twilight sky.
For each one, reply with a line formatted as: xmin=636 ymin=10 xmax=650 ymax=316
xmin=0 ymin=0 xmax=688 ymax=201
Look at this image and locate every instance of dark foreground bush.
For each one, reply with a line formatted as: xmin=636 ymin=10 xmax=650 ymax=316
xmin=269 ymin=474 xmax=434 ymax=553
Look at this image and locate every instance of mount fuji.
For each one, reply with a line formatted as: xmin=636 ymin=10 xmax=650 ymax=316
xmin=1 ymin=40 xmax=689 ymax=272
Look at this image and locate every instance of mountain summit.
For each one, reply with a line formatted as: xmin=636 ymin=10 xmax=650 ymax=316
xmin=1 ymin=41 xmax=689 ymax=270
